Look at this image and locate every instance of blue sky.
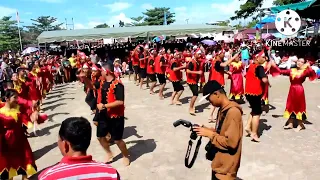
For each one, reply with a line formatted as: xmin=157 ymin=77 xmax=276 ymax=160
xmin=0 ymin=0 xmax=274 ymax=29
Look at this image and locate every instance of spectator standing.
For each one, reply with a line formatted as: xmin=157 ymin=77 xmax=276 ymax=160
xmin=35 ymin=117 xmax=120 ymax=180
xmin=90 ymin=50 xmax=98 ymax=64
xmin=240 ymin=43 xmax=250 ymax=67
xmin=194 ymin=80 xmax=243 ymax=180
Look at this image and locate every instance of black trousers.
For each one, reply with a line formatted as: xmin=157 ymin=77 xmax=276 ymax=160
xmin=212 ymin=171 xmax=219 ymax=180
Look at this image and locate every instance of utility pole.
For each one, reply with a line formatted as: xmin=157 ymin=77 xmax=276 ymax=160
xmin=65 ymin=18 xmax=74 ymax=30
xmin=185 ymin=19 xmax=189 ymax=24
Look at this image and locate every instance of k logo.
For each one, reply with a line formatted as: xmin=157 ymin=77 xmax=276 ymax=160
xmin=275 ymin=10 xmax=301 ymax=36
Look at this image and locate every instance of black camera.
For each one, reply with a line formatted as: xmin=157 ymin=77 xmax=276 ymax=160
xmin=173 ymin=119 xmax=198 ymax=140
xmin=205 ymin=141 xmax=217 ymax=161
xmin=173 ymin=119 xmax=201 ymax=168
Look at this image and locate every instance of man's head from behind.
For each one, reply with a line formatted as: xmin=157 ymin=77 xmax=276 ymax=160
xmin=200 ymin=80 xmax=227 ymax=107
xmin=58 ymin=117 xmax=92 ymax=156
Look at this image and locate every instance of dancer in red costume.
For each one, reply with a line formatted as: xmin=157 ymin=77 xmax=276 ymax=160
xmin=228 ymin=52 xmax=245 ymax=104
xmin=39 ymin=61 xmax=50 ymax=99
xmin=6 ymin=82 xmax=48 ymax=135
xmin=186 ymin=48 xmax=203 ymax=115
xmin=12 ymin=72 xmax=29 ymax=100
xmin=0 ymin=89 xmax=37 ymax=180
xmin=28 ymin=63 xmax=42 ymax=104
xmin=272 ymin=58 xmax=317 ymax=132
xmin=207 ymin=48 xmax=238 ymax=121
xmin=146 ymin=49 xmax=157 ymax=94
xmin=167 ymin=52 xmax=186 ymax=105
xmin=154 ymin=48 xmax=168 ymax=99
xmin=244 ymin=50 xmax=270 ymax=142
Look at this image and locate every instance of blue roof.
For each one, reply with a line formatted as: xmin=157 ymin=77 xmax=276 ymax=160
xmin=255 ymin=16 xmax=276 ymax=29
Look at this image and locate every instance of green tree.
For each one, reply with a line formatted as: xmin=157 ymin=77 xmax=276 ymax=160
xmin=26 ymin=16 xmax=63 ymax=34
xmin=217 ymin=20 xmax=231 ymax=26
xmin=129 ymin=7 xmax=175 ymax=26
xmin=231 ymin=0 xmax=305 ymax=20
xmin=233 ymin=22 xmax=244 ymax=29
xmin=94 ymin=23 xmax=109 ymax=28
xmin=0 ymin=16 xmax=20 ymax=52
xmin=143 ymin=7 xmax=175 ymax=25
xmin=246 ymin=19 xmax=259 ymax=28
xmin=127 ymin=16 xmax=146 ymax=26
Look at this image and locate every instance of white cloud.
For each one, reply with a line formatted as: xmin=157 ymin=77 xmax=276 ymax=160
xmin=74 ymin=13 xmax=132 ymax=29
xmin=211 ymin=0 xmax=244 ymax=16
xmin=141 ymin=3 xmax=153 ymax=10
xmin=0 ymin=6 xmax=16 ymax=18
xmin=39 ymin=0 xmax=64 ymax=3
xmin=74 ymin=23 xmax=85 ymax=29
xmin=107 ymin=13 xmax=132 ymax=26
xmin=104 ymin=2 xmax=131 ymax=12
xmin=174 ymin=0 xmax=274 ymax=25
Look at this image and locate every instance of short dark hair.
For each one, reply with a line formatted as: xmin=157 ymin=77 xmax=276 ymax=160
xmin=59 ymin=117 xmax=92 ymax=152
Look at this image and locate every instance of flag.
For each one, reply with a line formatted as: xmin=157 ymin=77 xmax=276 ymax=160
xmin=16 ymin=11 xmax=20 ymax=23
xmin=255 ymin=27 xmax=260 ymax=40
xmin=163 ymin=11 xmax=167 ymax=25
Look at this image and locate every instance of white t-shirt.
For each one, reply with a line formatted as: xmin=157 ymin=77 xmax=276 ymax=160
xmin=288 ymin=55 xmax=298 ymax=63
xmin=223 ymin=50 xmax=231 ymax=62
xmin=272 ymin=54 xmax=282 ymax=65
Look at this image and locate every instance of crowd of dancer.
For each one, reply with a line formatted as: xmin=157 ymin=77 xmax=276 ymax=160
xmin=0 ymin=39 xmax=318 ymax=179
xmin=0 ymin=57 xmax=58 ymax=179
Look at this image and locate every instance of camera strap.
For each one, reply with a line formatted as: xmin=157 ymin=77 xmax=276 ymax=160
xmin=184 ymin=136 xmax=202 ymax=168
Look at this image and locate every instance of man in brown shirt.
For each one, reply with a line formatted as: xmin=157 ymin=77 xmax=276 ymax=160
xmin=194 ymin=80 xmax=243 ymax=180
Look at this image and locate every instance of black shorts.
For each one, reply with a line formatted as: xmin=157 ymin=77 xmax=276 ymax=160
xmin=172 ymin=81 xmax=184 ymax=92
xmin=96 ymin=111 xmax=125 ymax=140
xmin=139 ymin=68 xmax=147 ymax=78
xmin=128 ymin=62 xmax=133 ymax=71
xmin=133 ymin=65 xmax=139 ymax=74
xmin=188 ymin=84 xmax=199 ymax=96
xmin=156 ymin=73 xmax=166 ymax=84
xmin=245 ymin=94 xmax=262 ymax=115
xmin=148 ymin=74 xmax=157 ymax=82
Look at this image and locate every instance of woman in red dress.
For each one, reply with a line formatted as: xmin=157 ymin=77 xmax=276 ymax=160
xmin=273 ymin=58 xmax=317 ymax=131
xmin=0 ymin=89 xmax=37 ymax=180
xmin=228 ymin=54 xmax=245 ymax=104
xmin=28 ymin=63 xmax=42 ymax=102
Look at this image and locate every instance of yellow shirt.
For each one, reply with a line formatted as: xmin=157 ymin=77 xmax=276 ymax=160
xmin=69 ymin=57 xmax=76 ymax=67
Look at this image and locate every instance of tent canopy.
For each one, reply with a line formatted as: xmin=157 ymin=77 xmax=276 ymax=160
xmin=255 ymin=16 xmax=276 ymax=29
xmin=37 ymin=24 xmax=232 ymax=43
xmin=270 ymin=0 xmax=317 ymax=14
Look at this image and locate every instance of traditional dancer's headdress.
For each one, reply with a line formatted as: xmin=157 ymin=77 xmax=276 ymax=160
xmin=254 ymin=50 xmax=265 ymax=58
xmin=91 ymin=63 xmax=100 ymax=71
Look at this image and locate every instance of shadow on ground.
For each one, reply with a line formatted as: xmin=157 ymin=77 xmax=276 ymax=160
xmin=113 ymin=139 xmax=156 ymax=163
xmin=47 ymin=112 xmax=70 ymax=122
xmin=123 ymin=126 xmax=143 ymax=139
xmin=42 ymin=98 xmax=75 ymax=106
xmin=42 ymin=103 xmax=67 ymax=112
xmin=33 ymin=142 xmax=58 ymax=160
xmin=196 ymin=102 xmax=211 ymax=113
xmin=258 ymin=119 xmax=272 ymax=136
xmin=29 ymin=123 xmax=61 ymax=137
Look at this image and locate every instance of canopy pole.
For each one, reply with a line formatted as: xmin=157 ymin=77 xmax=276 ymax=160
xmin=146 ymin=32 xmax=149 ymax=45
xmin=37 ymin=41 xmax=40 ymax=54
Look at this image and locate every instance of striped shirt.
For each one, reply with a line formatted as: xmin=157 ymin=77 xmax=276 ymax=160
xmin=38 ymin=155 xmax=120 ymax=180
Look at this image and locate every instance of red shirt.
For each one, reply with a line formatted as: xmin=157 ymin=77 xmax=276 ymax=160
xmin=38 ymin=155 xmax=119 ymax=180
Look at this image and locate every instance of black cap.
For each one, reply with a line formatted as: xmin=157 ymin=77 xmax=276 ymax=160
xmin=199 ymin=80 xmax=224 ymax=103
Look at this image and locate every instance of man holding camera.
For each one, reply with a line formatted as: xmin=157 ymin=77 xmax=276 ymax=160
xmin=193 ymin=80 xmax=243 ymax=180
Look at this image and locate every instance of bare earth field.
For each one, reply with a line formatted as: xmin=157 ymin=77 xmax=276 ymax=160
xmin=26 ymin=74 xmax=320 ymax=180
